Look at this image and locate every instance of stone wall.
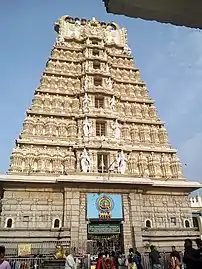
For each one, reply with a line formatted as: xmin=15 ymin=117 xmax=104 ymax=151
xmin=0 ymin=186 xmax=199 ymax=252
xmin=0 ymin=187 xmax=70 ymax=243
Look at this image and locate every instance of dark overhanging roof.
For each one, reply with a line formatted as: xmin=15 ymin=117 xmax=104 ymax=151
xmin=103 ymin=0 xmax=202 ymax=29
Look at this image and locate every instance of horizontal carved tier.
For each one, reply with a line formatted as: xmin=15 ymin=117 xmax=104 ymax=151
xmin=9 ymin=144 xmax=182 ymax=179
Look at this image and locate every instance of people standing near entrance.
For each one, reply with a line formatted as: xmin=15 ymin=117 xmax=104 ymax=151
xmin=168 ymin=246 xmax=181 ymax=269
xmin=102 ymin=251 xmax=115 ymax=269
xmin=0 ymin=246 xmax=11 ymax=269
xmin=111 ymin=251 xmax=118 ymax=269
xmin=149 ymin=245 xmax=161 ymax=269
xmin=65 ymin=248 xmax=76 ymax=269
xmin=183 ymin=239 xmax=198 ymax=269
xmin=127 ymin=248 xmax=142 ymax=269
xmin=96 ymin=253 xmax=103 ymax=269
xmin=195 ymin=238 xmax=202 ymax=268
xmin=117 ymin=252 xmax=126 ymax=269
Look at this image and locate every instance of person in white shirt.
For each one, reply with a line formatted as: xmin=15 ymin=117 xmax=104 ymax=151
xmin=0 ymin=246 xmax=11 ymax=269
xmin=65 ymin=248 xmax=76 ymax=269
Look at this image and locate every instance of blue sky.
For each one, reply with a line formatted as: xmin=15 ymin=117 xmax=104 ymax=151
xmin=0 ymin=0 xmax=202 ymax=185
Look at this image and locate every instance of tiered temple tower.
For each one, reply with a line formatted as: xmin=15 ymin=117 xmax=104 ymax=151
xmin=0 ymin=16 xmax=201 ymax=254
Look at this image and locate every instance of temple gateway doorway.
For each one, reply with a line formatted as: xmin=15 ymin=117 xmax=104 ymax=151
xmin=87 ymin=222 xmax=124 ymax=254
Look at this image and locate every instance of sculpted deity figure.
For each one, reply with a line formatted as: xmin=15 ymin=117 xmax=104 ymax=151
xmin=106 ymin=78 xmax=113 ymax=90
xmin=58 ymin=120 xmax=67 ymax=137
xmin=122 ymin=122 xmax=130 ymax=141
xmin=130 ymin=123 xmax=139 ymax=143
xmin=159 ymin=126 xmax=169 ymax=144
xmin=72 ymin=98 xmax=80 ymax=113
xmin=109 ymin=96 xmax=116 ymax=111
xmin=125 ymin=101 xmax=131 ymax=116
xmin=82 ymin=93 xmax=91 ymax=111
xmin=23 ymin=115 xmax=35 ymax=135
xmin=80 ymin=148 xmax=91 ymax=173
xmin=141 ymin=103 xmax=149 ymax=118
xmin=43 ymin=93 xmax=51 ymax=111
xmin=149 ymin=104 xmax=158 ymax=118
xmin=36 ymin=117 xmax=44 ymax=136
xmin=139 ymin=124 xmax=146 ymax=142
xmin=117 ymin=102 xmax=124 ymax=115
xmin=161 ymin=153 xmax=172 ymax=178
xmin=112 ymin=119 xmax=121 ymax=139
xmin=68 ymin=118 xmax=77 ymax=138
xmin=135 ymin=85 xmax=142 ymax=98
xmin=150 ymin=125 xmax=159 ymax=143
xmin=171 ymin=154 xmax=183 ymax=178
xmin=148 ymin=152 xmax=161 ymax=178
xmin=143 ymin=124 xmax=150 ymax=143
xmin=106 ymin=64 xmax=110 ymax=73
xmin=138 ymin=152 xmax=149 ymax=177
xmin=63 ymin=96 xmax=71 ymax=113
xmin=84 ymin=76 xmax=90 ymax=90
xmin=133 ymin=103 xmax=142 ymax=118
xmin=117 ymin=150 xmax=127 ymax=174
xmin=83 ymin=117 xmax=91 ymax=137
xmin=142 ymin=86 xmax=149 ymax=99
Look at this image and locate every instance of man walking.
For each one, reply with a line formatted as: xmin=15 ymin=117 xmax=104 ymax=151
xmin=149 ymin=245 xmax=161 ymax=269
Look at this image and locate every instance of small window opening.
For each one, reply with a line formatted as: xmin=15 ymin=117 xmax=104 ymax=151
xmin=95 ymin=96 xmax=104 ymax=108
xmin=6 ymin=218 xmax=13 ymax=228
xmin=96 ymin=121 xmax=106 ymax=136
xmin=94 ymin=77 xmax=102 ymax=87
xmin=97 ymin=153 xmax=109 ymax=173
xmin=93 ymin=50 xmax=99 ymax=56
xmin=54 ymin=219 xmax=60 ymax=228
xmin=145 ymin=220 xmax=151 ymax=228
xmin=185 ymin=220 xmax=190 ymax=228
xmin=193 ymin=217 xmax=199 ymax=229
xmin=93 ymin=61 xmax=100 ymax=69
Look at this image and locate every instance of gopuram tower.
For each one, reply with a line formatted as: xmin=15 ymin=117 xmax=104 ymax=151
xmin=0 ymin=16 xmax=201 ymax=254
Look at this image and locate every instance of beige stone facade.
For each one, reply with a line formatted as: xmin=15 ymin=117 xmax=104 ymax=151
xmin=0 ymin=16 xmax=201 ymax=253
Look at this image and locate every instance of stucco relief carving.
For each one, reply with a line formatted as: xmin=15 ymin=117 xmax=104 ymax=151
xmin=9 ymin=144 xmax=76 ymax=174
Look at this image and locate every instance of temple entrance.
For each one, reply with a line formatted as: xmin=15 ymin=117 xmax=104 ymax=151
xmin=87 ymin=222 xmax=124 ymax=254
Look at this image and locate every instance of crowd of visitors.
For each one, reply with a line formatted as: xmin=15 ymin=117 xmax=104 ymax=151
xmin=90 ymin=238 xmax=202 ymax=269
xmin=0 ymin=237 xmax=202 ymax=269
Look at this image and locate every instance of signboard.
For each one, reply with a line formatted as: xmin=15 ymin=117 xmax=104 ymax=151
xmin=88 ymin=223 xmax=120 ymax=234
xmin=86 ymin=193 xmax=123 ymax=220
xmin=18 ymin=244 xmax=31 ymax=256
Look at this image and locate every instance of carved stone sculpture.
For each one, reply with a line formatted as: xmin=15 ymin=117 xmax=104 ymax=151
xmin=106 ymin=78 xmax=113 ymax=90
xmin=80 ymin=148 xmax=91 ymax=172
xmin=159 ymin=126 xmax=169 ymax=144
xmin=117 ymin=150 xmax=127 ymax=174
xmin=150 ymin=125 xmax=159 ymax=143
xmin=84 ymin=76 xmax=90 ymax=90
xmin=161 ymin=153 xmax=172 ymax=178
xmin=109 ymin=96 xmax=116 ymax=111
xmin=125 ymin=101 xmax=131 ymax=116
xmin=141 ymin=103 xmax=149 ymax=118
xmin=83 ymin=117 xmax=91 ymax=137
xmin=130 ymin=123 xmax=139 ymax=143
xmin=148 ymin=152 xmax=161 ymax=178
xmin=122 ymin=122 xmax=130 ymax=141
xmin=132 ymin=103 xmax=142 ymax=118
xmin=171 ymin=153 xmax=183 ymax=178
xmin=82 ymin=93 xmax=91 ymax=111
xmin=149 ymin=104 xmax=158 ymax=118
xmin=112 ymin=119 xmax=121 ymax=139
xmin=138 ymin=152 xmax=149 ymax=177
